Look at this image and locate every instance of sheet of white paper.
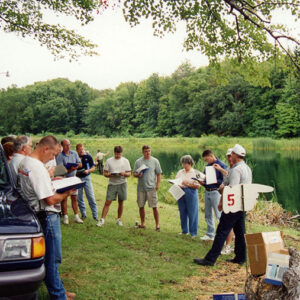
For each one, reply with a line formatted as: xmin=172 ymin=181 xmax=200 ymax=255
xmin=168 ymin=184 xmax=185 ymax=201
xmin=205 ymin=166 xmax=217 ymax=185
xmin=136 ymin=164 xmax=149 ymax=174
xmin=168 ymin=178 xmax=183 ymax=185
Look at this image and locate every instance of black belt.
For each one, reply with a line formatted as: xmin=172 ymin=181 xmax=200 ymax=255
xmin=36 ymin=210 xmax=59 ymax=219
xmin=206 ymin=188 xmax=219 ymax=191
xmin=46 ymin=211 xmax=59 ymax=216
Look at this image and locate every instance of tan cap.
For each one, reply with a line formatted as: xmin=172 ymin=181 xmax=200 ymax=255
xmin=232 ymin=144 xmax=246 ymax=157
xmin=226 ymin=148 xmax=233 ymax=156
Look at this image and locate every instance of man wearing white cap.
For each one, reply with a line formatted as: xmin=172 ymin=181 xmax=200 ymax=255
xmin=194 ymin=144 xmax=252 ymax=266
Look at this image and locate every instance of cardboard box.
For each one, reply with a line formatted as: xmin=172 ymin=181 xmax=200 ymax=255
xmin=213 ymin=294 xmax=246 ymax=300
xmin=245 ymin=231 xmax=286 ymax=275
xmin=265 ymin=249 xmax=290 ymax=285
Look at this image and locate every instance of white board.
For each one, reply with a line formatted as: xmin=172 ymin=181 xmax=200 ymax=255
xmin=223 ymin=184 xmax=274 ymax=213
xmin=205 ymin=166 xmax=217 ymax=185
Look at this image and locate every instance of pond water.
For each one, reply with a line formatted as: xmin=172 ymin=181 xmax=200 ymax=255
xmin=90 ymin=147 xmax=299 ymax=213
xmin=137 ymin=150 xmax=299 ymax=213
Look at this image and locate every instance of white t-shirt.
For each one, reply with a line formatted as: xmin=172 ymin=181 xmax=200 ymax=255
xmin=229 ymin=161 xmax=252 ymax=186
xmin=9 ymin=153 xmax=25 ymax=183
xmin=18 ymin=156 xmax=58 ymax=212
xmin=96 ymin=152 xmax=104 ymax=161
xmin=45 ymin=158 xmax=57 ymax=168
xmin=104 ymin=156 xmax=131 ymax=185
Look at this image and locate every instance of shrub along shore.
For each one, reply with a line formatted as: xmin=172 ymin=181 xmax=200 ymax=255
xmin=31 ymin=135 xmax=300 ymax=152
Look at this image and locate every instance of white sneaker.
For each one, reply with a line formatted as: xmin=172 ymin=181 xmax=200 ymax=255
xmin=74 ymin=215 xmax=83 ymax=224
xmin=116 ymin=219 xmax=123 ymax=226
xmin=96 ymin=218 xmax=105 ymax=227
xmin=221 ymin=245 xmax=233 ymax=255
xmin=63 ymin=215 xmax=69 ymax=225
xmin=200 ymin=235 xmax=214 ymax=241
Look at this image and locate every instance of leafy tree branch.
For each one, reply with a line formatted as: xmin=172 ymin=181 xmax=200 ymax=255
xmin=123 ymin=0 xmax=300 ymax=70
xmin=0 ymin=0 xmax=102 ymax=60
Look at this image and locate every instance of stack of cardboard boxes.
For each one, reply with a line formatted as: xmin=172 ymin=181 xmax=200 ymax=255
xmin=245 ymin=231 xmax=290 ymax=285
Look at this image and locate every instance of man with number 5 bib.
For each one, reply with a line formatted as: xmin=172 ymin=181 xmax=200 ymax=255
xmin=193 ymin=144 xmax=252 ymax=266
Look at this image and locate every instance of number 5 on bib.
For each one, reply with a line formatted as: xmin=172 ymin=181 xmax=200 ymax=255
xmin=223 ymin=184 xmax=274 ymax=213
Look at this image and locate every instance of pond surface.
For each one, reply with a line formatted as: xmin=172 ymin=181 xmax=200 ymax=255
xmin=90 ymin=147 xmax=299 ymax=213
xmin=148 ymin=150 xmax=299 ymax=213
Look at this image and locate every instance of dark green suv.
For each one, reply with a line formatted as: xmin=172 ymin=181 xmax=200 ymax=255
xmin=0 ymin=145 xmax=45 ymax=299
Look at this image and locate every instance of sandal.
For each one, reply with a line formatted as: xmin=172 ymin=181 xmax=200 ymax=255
xmin=156 ymin=227 xmax=161 ymax=232
xmin=135 ymin=224 xmax=146 ymax=229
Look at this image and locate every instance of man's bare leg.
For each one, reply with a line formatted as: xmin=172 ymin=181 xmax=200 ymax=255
xmin=118 ymin=200 xmax=124 ymax=219
xmin=101 ymin=200 xmax=112 ymax=219
xmin=71 ymin=195 xmax=79 ymax=215
xmin=61 ymin=197 xmax=68 ymax=215
xmin=153 ymin=207 xmax=159 ymax=229
xmin=226 ymin=229 xmax=234 ymax=246
xmin=139 ymin=207 xmax=145 ymax=227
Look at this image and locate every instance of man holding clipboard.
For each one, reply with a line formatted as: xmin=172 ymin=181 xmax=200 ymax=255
xmin=200 ymin=150 xmax=227 ymax=241
xmin=18 ymin=136 xmax=76 ymax=300
xmin=97 ymin=146 xmax=131 ymax=227
xmin=56 ymin=139 xmax=83 ymax=225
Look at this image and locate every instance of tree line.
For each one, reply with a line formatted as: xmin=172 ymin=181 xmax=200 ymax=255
xmin=0 ymin=60 xmax=299 ymax=138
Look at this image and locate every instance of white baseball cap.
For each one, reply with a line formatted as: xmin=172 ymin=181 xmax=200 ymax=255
xmin=226 ymin=148 xmax=233 ymax=156
xmin=232 ymin=144 xmax=246 ymax=157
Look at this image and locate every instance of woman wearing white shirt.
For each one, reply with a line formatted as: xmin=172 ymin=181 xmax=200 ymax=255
xmin=175 ymin=155 xmax=200 ymax=237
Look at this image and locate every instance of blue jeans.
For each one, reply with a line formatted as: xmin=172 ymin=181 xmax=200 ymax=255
xmin=177 ymin=188 xmax=199 ymax=236
xmin=77 ymin=175 xmax=98 ymax=219
xmin=204 ymin=190 xmax=221 ymax=238
xmin=43 ymin=214 xmax=66 ymax=300
xmin=205 ymin=211 xmax=246 ymax=264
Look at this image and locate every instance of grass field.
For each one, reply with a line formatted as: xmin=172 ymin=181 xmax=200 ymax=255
xmin=32 ymin=136 xmax=300 ymax=154
xmin=38 ymin=172 xmax=300 ymax=300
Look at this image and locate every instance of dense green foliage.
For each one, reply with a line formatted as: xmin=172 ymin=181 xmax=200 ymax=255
xmin=0 ymin=61 xmax=299 ymax=138
xmin=123 ymin=0 xmax=300 ymax=71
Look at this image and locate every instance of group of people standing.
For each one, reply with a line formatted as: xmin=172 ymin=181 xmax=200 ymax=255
xmin=96 ymin=144 xmax=162 ymax=231
xmin=1 ymin=134 xmax=252 ymax=299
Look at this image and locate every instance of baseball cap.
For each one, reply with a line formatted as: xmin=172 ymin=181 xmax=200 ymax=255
xmin=226 ymin=148 xmax=233 ymax=156
xmin=232 ymin=144 xmax=246 ymax=157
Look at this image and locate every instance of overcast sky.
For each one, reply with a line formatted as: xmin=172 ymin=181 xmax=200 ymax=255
xmin=0 ymin=7 xmax=209 ymax=91
xmin=0 ymin=6 xmax=298 ymax=91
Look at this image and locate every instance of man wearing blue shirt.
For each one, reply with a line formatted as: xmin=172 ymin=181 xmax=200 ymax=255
xmin=200 ymin=150 xmax=227 ymax=241
xmin=56 ymin=139 xmax=83 ymax=225
xmin=76 ymin=143 xmax=98 ymax=221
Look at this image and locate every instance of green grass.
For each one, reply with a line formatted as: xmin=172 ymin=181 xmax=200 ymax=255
xmin=38 ymin=173 xmax=300 ymax=300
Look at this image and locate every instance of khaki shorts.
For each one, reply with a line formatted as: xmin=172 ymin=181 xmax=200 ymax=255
xmin=106 ymin=183 xmax=127 ymax=201
xmin=137 ymin=189 xmax=158 ymax=208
